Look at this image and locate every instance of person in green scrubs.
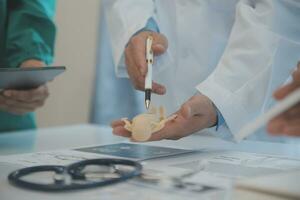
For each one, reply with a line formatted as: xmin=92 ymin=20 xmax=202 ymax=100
xmin=0 ymin=0 xmax=56 ymax=132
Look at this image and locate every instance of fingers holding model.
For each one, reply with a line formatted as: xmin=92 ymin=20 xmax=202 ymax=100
xmin=111 ymin=93 xmax=217 ymax=141
xmin=0 ymin=59 xmax=49 ymax=115
xmin=125 ymin=31 xmax=168 ymax=95
xmin=149 ymin=94 xmax=217 ymax=141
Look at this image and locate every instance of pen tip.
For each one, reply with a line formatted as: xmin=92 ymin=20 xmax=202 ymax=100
xmin=145 ymin=100 xmax=150 ymax=110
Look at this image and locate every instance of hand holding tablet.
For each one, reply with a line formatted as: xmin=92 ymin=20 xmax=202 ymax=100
xmin=0 ymin=63 xmax=65 ymax=115
xmin=0 ymin=66 xmax=66 ymax=90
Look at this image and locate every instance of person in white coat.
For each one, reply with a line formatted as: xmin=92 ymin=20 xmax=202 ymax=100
xmin=108 ymin=0 xmax=300 ymax=142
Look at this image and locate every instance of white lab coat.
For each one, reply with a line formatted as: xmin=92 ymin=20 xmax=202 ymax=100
xmin=104 ymin=0 xmax=300 ymax=141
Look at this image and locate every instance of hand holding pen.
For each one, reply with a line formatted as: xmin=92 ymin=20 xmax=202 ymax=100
xmin=124 ymin=31 xmax=168 ymax=96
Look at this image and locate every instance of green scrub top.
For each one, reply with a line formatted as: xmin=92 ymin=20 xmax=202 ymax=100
xmin=0 ymin=0 xmax=56 ymax=133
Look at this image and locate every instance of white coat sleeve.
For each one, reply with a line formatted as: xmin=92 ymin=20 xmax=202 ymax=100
xmin=196 ymin=0 xmax=300 ymax=138
xmin=104 ymin=0 xmax=155 ymax=77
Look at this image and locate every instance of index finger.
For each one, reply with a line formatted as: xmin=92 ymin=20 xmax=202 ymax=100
xmin=3 ymin=85 xmax=49 ymax=102
xmin=112 ymin=126 xmax=131 ymax=138
xmin=111 ymin=120 xmax=125 ymax=128
xmin=274 ymin=65 xmax=300 ymax=100
xmin=273 ymin=83 xmax=297 ymax=100
xmin=129 ymin=36 xmax=147 ymax=76
xmin=292 ymin=65 xmax=300 ymax=85
xmin=133 ymin=44 xmax=147 ymax=76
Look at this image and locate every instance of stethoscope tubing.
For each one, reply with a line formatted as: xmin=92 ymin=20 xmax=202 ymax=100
xmin=8 ymin=158 xmax=143 ymax=192
xmin=66 ymin=158 xmax=143 ymax=190
xmin=8 ymin=165 xmax=68 ymax=191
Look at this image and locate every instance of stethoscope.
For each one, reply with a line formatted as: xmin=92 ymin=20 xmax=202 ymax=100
xmin=8 ymin=158 xmax=143 ymax=192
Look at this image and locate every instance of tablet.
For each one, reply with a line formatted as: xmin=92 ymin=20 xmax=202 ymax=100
xmin=0 ymin=66 xmax=66 ymax=90
xmin=76 ymin=143 xmax=195 ymax=161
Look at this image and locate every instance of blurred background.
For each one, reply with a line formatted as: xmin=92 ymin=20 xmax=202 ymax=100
xmin=36 ymin=0 xmax=143 ymax=128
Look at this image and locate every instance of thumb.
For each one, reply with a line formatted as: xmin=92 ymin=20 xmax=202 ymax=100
xmin=152 ymin=44 xmax=167 ymax=56
xmin=275 ymin=65 xmax=300 ymax=100
xmin=274 ymin=83 xmax=297 ymax=100
xmin=180 ymin=95 xmax=205 ymax=119
xmin=152 ymin=33 xmax=168 ymax=56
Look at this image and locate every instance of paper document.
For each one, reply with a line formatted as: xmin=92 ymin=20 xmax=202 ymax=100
xmin=0 ymin=147 xmax=225 ymax=199
xmin=0 ymin=150 xmax=104 ymax=167
xmin=0 ymin=143 xmax=195 ymax=167
xmin=167 ymin=151 xmax=300 ymax=189
xmin=1 ymin=145 xmax=300 ymax=198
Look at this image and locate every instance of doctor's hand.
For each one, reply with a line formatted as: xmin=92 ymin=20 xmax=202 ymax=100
xmin=268 ymin=62 xmax=300 ymax=136
xmin=0 ymin=59 xmax=49 ymax=115
xmin=125 ymin=31 xmax=168 ymax=95
xmin=111 ymin=94 xmax=217 ymax=141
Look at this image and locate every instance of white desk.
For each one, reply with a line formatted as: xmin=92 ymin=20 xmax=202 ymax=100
xmin=0 ymin=124 xmax=300 ymax=200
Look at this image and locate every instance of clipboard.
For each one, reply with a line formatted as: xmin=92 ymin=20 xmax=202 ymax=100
xmin=0 ymin=66 xmax=66 ymax=90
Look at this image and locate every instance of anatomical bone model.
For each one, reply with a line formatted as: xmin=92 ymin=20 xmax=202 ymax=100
xmin=122 ymin=106 xmax=177 ymax=142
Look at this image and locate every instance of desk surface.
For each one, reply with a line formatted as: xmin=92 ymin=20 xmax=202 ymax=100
xmin=1 ymin=124 xmax=300 ymax=157
xmin=0 ymin=124 xmax=300 ymax=200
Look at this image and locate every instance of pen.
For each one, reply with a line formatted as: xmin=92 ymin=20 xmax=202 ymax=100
xmin=234 ymin=88 xmax=300 ymax=142
xmin=145 ymin=36 xmax=153 ymax=109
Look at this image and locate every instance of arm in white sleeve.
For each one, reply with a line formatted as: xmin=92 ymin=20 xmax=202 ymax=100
xmin=197 ymin=0 xmax=300 ymax=139
xmin=103 ymin=0 xmax=156 ymax=77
